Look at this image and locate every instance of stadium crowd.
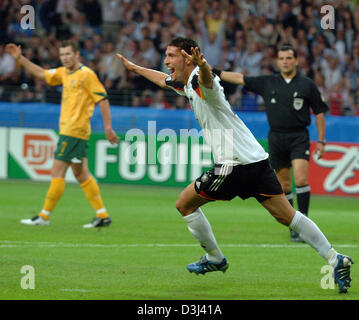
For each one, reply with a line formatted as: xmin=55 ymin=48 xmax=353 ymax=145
xmin=0 ymin=0 xmax=359 ymax=115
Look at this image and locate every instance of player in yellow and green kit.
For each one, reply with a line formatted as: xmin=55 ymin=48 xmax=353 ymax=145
xmin=5 ymin=41 xmax=119 ymax=228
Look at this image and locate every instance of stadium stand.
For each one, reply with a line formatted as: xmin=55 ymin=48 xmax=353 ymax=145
xmin=0 ymin=0 xmax=359 ymax=116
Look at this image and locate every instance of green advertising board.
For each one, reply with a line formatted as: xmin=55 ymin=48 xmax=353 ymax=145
xmin=1 ymin=127 xmax=268 ymax=186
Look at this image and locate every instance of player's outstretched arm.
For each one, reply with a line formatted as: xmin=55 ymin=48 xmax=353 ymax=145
xmin=181 ymin=47 xmax=213 ymax=89
xmin=98 ymin=98 xmax=120 ymax=144
xmin=219 ymin=70 xmax=245 ymax=86
xmin=5 ymin=43 xmax=46 ymax=81
xmin=116 ymin=53 xmax=168 ymax=88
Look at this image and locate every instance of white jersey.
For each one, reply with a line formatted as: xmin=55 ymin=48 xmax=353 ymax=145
xmin=166 ymin=67 xmax=268 ymax=165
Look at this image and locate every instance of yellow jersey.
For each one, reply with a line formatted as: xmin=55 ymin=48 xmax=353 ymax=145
xmin=44 ymin=65 xmax=107 ymax=140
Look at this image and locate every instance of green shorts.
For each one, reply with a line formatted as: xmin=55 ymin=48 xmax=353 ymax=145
xmin=54 ymin=135 xmax=89 ymax=163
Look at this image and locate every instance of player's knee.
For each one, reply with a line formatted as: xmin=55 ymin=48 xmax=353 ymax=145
xmin=175 ymin=200 xmax=186 ymax=215
xmin=73 ymin=169 xmax=88 ymax=184
xmin=281 ymin=182 xmax=292 ymax=193
xmin=72 ymin=168 xmax=82 ymax=179
xmin=175 ymin=200 xmax=194 ymax=216
xmin=267 ymin=207 xmax=292 ymax=226
xmin=274 ymin=215 xmax=291 ymax=226
xmin=295 ymin=179 xmax=308 ymax=188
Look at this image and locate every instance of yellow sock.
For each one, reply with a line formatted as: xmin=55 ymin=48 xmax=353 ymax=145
xmin=81 ymin=176 xmax=109 ymax=218
xmin=39 ymin=177 xmax=66 ymax=220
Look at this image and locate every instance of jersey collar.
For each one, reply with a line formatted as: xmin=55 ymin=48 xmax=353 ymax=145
xmin=68 ymin=64 xmax=84 ymax=74
xmin=280 ymin=71 xmax=298 ymax=83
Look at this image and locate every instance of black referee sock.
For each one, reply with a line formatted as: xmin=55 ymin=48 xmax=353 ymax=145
xmin=286 ymin=192 xmax=298 ymax=237
xmin=296 ymin=185 xmax=311 ymax=216
xmin=285 ymin=192 xmax=294 ymax=207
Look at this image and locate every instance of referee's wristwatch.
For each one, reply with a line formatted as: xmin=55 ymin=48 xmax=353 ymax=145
xmin=317 ymin=140 xmax=326 ymax=145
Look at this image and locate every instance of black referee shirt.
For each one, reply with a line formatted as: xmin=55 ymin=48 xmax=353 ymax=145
xmin=243 ymin=73 xmax=329 ymax=133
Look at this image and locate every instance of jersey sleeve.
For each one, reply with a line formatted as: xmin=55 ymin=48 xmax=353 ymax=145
xmin=243 ymin=75 xmax=269 ymax=95
xmin=83 ymin=69 xmax=108 ymax=103
xmin=198 ymin=73 xmax=223 ymax=104
xmin=308 ymin=81 xmax=329 ymax=114
xmin=44 ymin=67 xmax=64 ymax=86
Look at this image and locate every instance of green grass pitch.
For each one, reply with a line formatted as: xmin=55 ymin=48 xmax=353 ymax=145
xmin=0 ymin=179 xmax=357 ymax=300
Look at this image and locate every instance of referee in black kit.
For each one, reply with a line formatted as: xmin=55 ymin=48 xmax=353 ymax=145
xmin=214 ymin=44 xmax=328 ymax=242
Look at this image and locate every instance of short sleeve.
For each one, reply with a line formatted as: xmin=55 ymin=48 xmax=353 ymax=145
xmin=243 ymin=75 xmax=270 ymax=95
xmin=44 ymin=67 xmax=63 ymax=86
xmin=198 ymin=74 xmax=223 ymax=104
xmin=83 ymin=69 xmax=108 ymax=103
xmin=308 ymin=81 xmax=329 ymax=114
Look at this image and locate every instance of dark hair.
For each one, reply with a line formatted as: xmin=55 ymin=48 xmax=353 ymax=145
xmin=168 ymin=37 xmax=200 ymax=55
xmin=59 ymin=40 xmax=79 ymax=53
xmin=278 ymin=44 xmax=297 ymax=58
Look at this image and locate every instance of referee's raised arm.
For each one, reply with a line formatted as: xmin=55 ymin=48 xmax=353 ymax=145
xmin=216 ymin=69 xmax=246 ymax=86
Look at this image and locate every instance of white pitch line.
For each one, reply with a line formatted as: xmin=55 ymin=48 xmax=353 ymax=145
xmin=60 ymin=289 xmax=92 ymax=293
xmin=0 ymin=240 xmax=358 ymax=249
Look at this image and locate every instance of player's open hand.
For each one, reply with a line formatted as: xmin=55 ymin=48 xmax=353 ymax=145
xmin=116 ymin=53 xmax=137 ymax=72
xmin=181 ymin=47 xmax=207 ymax=68
xmin=5 ymin=43 xmax=22 ymax=61
xmin=105 ymin=128 xmax=120 ymax=145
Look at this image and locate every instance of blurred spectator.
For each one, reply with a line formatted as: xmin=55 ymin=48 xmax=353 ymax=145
xmin=298 ymin=55 xmax=314 ymax=79
xmin=218 ymin=40 xmax=235 ymax=71
xmin=198 ymin=10 xmax=226 ymax=67
xmin=328 ymin=78 xmax=352 ymax=116
xmin=56 ymin=0 xmax=79 ymax=17
xmin=322 ymin=54 xmax=342 ymax=89
xmin=61 ymin=12 xmax=95 ymax=41
xmin=233 ymin=36 xmax=247 ymax=73
xmin=173 ymin=95 xmax=190 ymax=109
xmin=241 ymin=41 xmax=263 ymax=76
xmin=296 ymin=29 xmax=309 ymax=57
xmin=167 ymin=14 xmax=185 ymax=37
xmin=0 ymin=0 xmax=11 ymax=43
xmin=172 ymin=0 xmax=189 ymax=20
xmin=138 ymin=38 xmax=160 ymax=68
xmin=38 ymin=0 xmax=59 ymax=34
xmin=0 ymin=43 xmax=16 ymax=84
xmin=334 ymin=29 xmax=347 ymax=64
xmin=258 ymin=0 xmax=278 ymax=22
xmin=81 ymin=38 xmax=98 ymax=63
xmin=149 ymin=90 xmax=171 ymax=109
xmin=78 ymin=0 xmax=102 ymax=35
xmin=278 ymin=0 xmax=297 ymax=30
xmin=0 ymin=42 xmax=16 ymax=100
xmin=131 ymin=94 xmax=143 ymax=108
xmin=205 ymin=4 xmax=226 ymax=34
xmin=99 ymin=0 xmax=123 ymax=43
xmin=147 ymin=11 xmax=162 ymax=39
xmin=99 ymin=41 xmax=126 ymax=90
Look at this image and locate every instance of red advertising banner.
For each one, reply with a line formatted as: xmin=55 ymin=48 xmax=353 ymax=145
xmin=309 ymin=142 xmax=359 ymax=197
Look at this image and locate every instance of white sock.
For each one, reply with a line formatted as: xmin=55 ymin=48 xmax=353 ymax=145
xmin=289 ymin=211 xmax=335 ymax=261
xmin=326 ymin=248 xmax=339 ymax=267
xmin=183 ymin=208 xmax=224 ymax=262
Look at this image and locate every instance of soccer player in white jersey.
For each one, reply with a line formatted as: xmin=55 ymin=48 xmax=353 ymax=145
xmin=117 ymin=37 xmax=353 ymax=294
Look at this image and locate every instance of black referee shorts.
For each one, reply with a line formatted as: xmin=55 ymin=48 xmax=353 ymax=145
xmin=268 ymin=130 xmax=310 ymax=171
xmin=194 ymin=159 xmax=283 ymax=203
